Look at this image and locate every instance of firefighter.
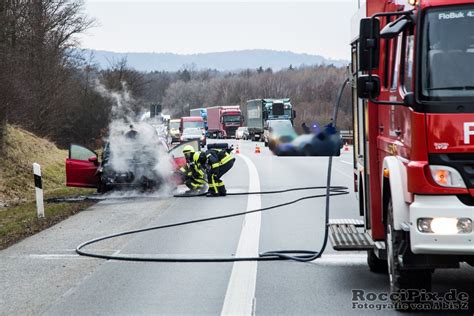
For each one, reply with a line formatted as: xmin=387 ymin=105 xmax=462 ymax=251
xmin=178 ymin=145 xmax=207 ymax=194
xmin=205 ymin=146 xmax=235 ymax=197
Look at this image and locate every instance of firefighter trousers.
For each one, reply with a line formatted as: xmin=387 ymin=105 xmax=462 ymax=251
xmin=208 ymin=158 xmax=235 ymax=195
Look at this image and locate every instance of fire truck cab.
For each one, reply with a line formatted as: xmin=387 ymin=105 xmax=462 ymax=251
xmin=330 ymin=0 xmax=474 ymax=302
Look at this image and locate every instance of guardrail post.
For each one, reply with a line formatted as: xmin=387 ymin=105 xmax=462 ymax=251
xmin=33 ymin=163 xmax=44 ymax=218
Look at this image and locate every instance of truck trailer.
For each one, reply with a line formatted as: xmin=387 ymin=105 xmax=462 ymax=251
xmin=206 ymin=105 xmax=242 ymax=138
xmin=330 ymin=0 xmax=474 ymax=308
xmin=242 ymin=99 xmax=295 ymax=141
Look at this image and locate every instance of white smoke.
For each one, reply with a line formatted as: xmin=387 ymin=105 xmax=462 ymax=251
xmin=94 ymin=81 xmax=176 ymax=195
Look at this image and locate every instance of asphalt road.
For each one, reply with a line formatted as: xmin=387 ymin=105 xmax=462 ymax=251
xmin=1 ymin=139 xmax=473 ymax=315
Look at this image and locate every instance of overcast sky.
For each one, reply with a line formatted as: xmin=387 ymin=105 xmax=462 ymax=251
xmin=81 ymin=0 xmax=360 ymax=60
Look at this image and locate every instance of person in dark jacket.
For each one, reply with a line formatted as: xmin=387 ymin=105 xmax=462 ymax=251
xmin=205 ymin=146 xmax=235 ymax=197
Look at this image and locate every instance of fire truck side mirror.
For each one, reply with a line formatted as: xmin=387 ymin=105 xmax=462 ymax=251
xmin=359 ymin=18 xmax=380 ymax=71
xmin=357 ymin=75 xmax=381 ymax=99
xmin=380 ymin=15 xmax=412 ymax=39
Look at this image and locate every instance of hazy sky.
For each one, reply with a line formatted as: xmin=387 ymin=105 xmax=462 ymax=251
xmin=81 ymin=0 xmax=359 ymax=60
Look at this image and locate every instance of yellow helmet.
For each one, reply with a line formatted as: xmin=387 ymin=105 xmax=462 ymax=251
xmin=182 ymin=145 xmax=195 ymax=154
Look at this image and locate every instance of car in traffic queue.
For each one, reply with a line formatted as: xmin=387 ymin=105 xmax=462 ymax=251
xmin=180 ymin=127 xmax=207 ymax=146
xmin=66 ymin=125 xmax=201 ymax=192
xmin=235 ymin=126 xmax=249 ymax=140
xmin=169 ymin=119 xmax=181 ymax=143
xmin=263 ymin=119 xmax=298 ymax=150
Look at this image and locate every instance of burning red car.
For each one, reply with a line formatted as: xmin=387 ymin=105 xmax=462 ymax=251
xmin=66 ymin=134 xmax=200 ymax=192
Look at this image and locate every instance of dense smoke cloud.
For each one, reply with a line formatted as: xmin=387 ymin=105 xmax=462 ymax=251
xmin=95 ymin=81 xmax=175 ymax=195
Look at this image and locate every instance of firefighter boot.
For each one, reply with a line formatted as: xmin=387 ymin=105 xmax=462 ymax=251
xmin=206 ymin=190 xmax=220 ymax=197
xmin=218 ymin=185 xmax=227 ymax=196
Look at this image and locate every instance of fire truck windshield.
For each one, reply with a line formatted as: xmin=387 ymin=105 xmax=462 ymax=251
xmin=421 ymin=5 xmax=474 ymax=101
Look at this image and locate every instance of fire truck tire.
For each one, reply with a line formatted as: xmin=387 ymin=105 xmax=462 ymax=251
xmin=367 ymin=249 xmax=387 ymax=273
xmin=386 ymin=198 xmax=432 ymax=309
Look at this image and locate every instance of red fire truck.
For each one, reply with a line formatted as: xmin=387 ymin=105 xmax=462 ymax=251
xmin=330 ymin=0 xmax=474 ymax=301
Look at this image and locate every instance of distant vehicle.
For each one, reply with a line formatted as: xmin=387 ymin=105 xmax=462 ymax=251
xmin=66 ymin=125 xmax=199 ymax=192
xmin=235 ymin=127 xmax=249 ymax=140
xmin=263 ymin=119 xmax=298 ymax=150
xmin=242 ymin=99 xmax=296 ymax=141
xmin=180 ymin=127 xmax=206 ymax=146
xmin=180 ymin=116 xmax=206 ymax=135
xmin=207 ymin=105 xmax=242 ymax=138
xmin=190 ymin=108 xmax=208 ymax=132
xmin=169 ymin=119 xmax=181 ymax=143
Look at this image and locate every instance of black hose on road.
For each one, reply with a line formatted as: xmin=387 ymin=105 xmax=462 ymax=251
xmin=76 ymin=186 xmax=349 ymax=262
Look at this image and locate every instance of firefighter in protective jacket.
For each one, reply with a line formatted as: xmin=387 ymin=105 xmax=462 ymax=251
xmin=205 ymin=146 xmax=235 ymax=197
xmin=179 ymin=145 xmax=207 ymax=194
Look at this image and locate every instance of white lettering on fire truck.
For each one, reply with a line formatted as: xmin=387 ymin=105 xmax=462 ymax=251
xmin=439 ymin=12 xmax=465 ymax=20
xmin=463 ymin=122 xmax=474 ymax=144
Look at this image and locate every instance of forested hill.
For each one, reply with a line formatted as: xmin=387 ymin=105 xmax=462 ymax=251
xmin=85 ymin=49 xmax=348 ymax=71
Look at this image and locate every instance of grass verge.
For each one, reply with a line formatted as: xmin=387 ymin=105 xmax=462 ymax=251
xmin=0 ymin=124 xmax=98 ymax=249
xmin=0 ymin=200 xmax=96 ymax=250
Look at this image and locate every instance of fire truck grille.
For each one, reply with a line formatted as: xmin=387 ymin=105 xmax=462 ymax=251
xmin=429 ymin=153 xmax=474 ymax=188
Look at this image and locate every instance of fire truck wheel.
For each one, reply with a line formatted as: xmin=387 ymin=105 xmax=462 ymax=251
xmin=386 ymin=198 xmax=431 ymax=309
xmin=367 ymin=249 xmax=387 ymax=273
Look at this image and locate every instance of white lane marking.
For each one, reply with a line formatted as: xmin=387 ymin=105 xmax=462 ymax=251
xmin=315 ymin=254 xmax=368 ymax=266
xmin=338 ymin=160 xmax=353 ymax=165
xmin=221 ymin=154 xmax=261 ymax=316
xmin=333 ymin=167 xmax=353 ymax=180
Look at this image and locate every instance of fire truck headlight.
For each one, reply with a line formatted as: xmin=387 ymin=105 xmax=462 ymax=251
xmin=417 ymin=218 xmax=432 ymax=233
xmin=417 ymin=217 xmax=472 ymax=234
xmin=429 ymin=165 xmax=466 ymax=188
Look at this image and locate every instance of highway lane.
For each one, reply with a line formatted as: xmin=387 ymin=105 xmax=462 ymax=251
xmin=1 ymin=139 xmax=473 ymax=315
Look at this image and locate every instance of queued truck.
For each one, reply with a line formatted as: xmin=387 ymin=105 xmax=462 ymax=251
xmin=179 ymin=116 xmax=205 ymax=135
xmin=190 ymin=108 xmax=208 ymax=131
xmin=242 ymin=98 xmax=296 ymax=141
xmin=206 ymin=105 xmax=243 ymax=138
xmin=327 ymin=0 xmax=474 ymax=308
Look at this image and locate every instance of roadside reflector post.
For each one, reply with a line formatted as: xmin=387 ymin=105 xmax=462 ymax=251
xmin=33 ymin=163 xmax=45 ymax=218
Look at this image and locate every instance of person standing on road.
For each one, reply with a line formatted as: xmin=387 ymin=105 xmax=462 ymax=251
xmin=205 ymin=146 xmax=235 ymax=197
xmin=178 ymin=145 xmax=207 ymax=194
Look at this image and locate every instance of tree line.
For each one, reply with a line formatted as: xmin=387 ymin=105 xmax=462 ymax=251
xmin=0 ymin=0 xmax=351 ymax=155
xmin=145 ymin=65 xmax=351 ymax=132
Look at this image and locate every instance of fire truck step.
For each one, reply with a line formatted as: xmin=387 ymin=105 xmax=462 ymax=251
xmin=328 ymin=220 xmax=374 ymax=251
xmin=328 ymin=218 xmax=365 ymax=227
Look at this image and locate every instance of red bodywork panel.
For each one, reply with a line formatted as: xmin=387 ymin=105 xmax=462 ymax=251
xmin=66 ymin=158 xmax=99 ymax=188
xmin=426 ymin=113 xmax=474 ymax=153
xmin=422 ymin=0 xmax=474 ymax=8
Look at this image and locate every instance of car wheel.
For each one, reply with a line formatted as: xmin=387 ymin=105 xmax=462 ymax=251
xmin=97 ymin=181 xmax=110 ymax=194
xmin=386 ymin=198 xmax=431 ymax=310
